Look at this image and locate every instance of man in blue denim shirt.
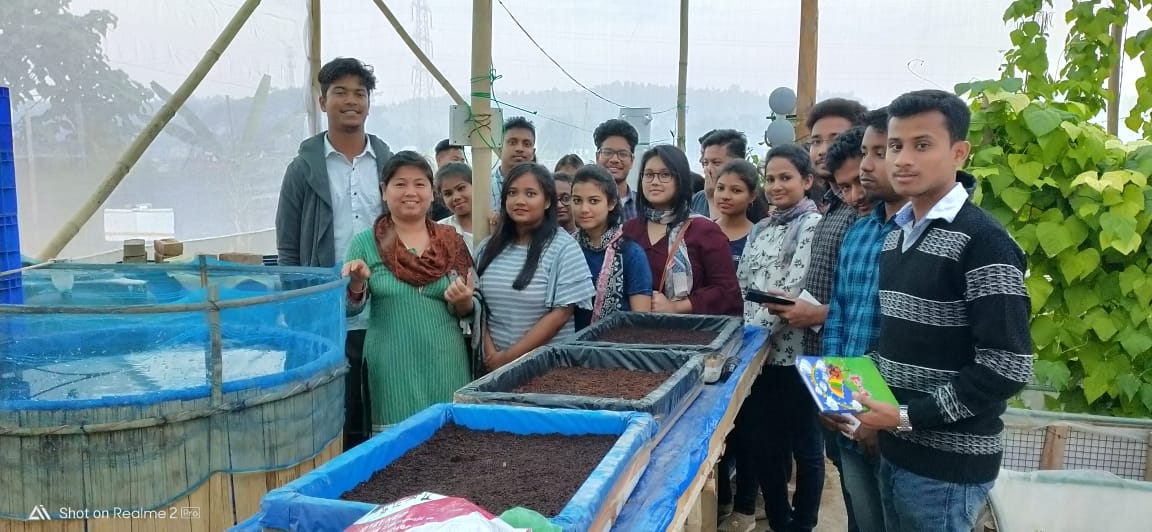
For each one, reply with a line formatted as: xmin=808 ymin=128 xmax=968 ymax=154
xmin=822 ymin=108 xmax=904 ymax=532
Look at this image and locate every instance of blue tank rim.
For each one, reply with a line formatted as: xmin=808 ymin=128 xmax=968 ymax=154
xmin=0 ymin=263 xmax=348 ymax=314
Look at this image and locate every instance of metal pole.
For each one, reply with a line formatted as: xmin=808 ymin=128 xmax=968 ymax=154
xmin=470 ymin=0 xmax=494 ymax=245
xmin=373 ymin=0 xmax=467 ymax=106
xmin=307 ymin=0 xmax=322 ymax=135
xmin=36 ymin=0 xmax=265 ymax=261
xmin=795 ymin=0 xmax=819 ymax=140
xmin=675 ymin=0 xmax=689 ymax=151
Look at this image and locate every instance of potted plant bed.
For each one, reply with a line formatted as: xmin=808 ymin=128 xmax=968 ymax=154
xmin=455 ymin=344 xmax=705 ymax=441
xmin=259 ymin=404 xmax=657 ymax=532
xmin=572 ymin=312 xmax=744 ymax=358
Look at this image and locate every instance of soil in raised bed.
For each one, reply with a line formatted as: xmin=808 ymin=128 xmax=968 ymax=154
xmin=595 ymin=326 xmax=718 ymax=345
xmin=513 ymin=366 xmax=673 ymax=400
xmin=340 ymin=424 xmax=617 ymax=517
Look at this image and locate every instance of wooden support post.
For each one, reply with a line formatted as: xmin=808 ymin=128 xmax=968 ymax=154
xmin=36 ymin=0 xmax=265 ymax=260
xmin=1039 ymin=424 xmax=1070 ymax=470
xmin=373 ymin=0 xmax=466 ymax=106
xmin=470 ymin=0 xmax=495 ymax=245
xmin=675 ymin=0 xmax=689 ymax=151
xmin=795 ymin=0 xmax=819 ymax=140
xmin=307 ymin=0 xmax=322 ymax=135
xmin=207 ymin=284 xmax=224 ymax=406
xmin=1106 ymin=15 xmax=1126 ymax=136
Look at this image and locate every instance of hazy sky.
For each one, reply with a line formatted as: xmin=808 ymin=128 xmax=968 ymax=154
xmin=68 ymin=0 xmax=1148 ymax=138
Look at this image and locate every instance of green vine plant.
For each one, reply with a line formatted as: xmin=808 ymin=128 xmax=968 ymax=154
xmin=998 ymin=0 xmax=1152 ymax=136
xmin=954 ymin=0 xmax=1152 ymax=417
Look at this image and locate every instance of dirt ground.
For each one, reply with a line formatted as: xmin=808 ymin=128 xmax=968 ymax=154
xmin=752 ymin=458 xmax=849 ymax=532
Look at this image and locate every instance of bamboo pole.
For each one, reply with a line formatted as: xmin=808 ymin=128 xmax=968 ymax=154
xmin=795 ymin=0 xmax=819 ymax=140
xmin=675 ymin=0 xmax=689 ymax=151
xmin=207 ymin=284 xmax=224 ymax=405
xmin=373 ymin=0 xmax=467 ymax=106
xmin=307 ymin=0 xmax=322 ymax=135
xmin=35 ymin=0 xmax=265 ymax=261
xmin=470 ymin=0 xmax=495 ymax=245
xmin=1106 ymin=15 xmax=1126 ymax=136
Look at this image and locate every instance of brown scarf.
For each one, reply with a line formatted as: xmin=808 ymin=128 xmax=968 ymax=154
xmin=374 ymin=215 xmax=473 ymax=287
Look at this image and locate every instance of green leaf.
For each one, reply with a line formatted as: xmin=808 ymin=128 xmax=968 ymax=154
xmin=1001 ymin=186 xmax=1032 ymax=211
xmin=1070 ymin=194 xmax=1101 ymax=218
xmin=1117 ymin=328 xmax=1152 ymax=359
xmin=1022 ymin=105 xmax=1063 ymax=137
xmin=1071 ymin=170 xmax=1124 ymax=192
xmin=1115 ymin=184 xmax=1149 ymax=218
xmin=1116 ymin=374 xmax=1142 ymax=401
xmin=1100 ymin=212 xmax=1141 ymax=254
xmin=1031 ymin=314 xmax=1060 ymax=348
xmin=998 ymin=77 xmax=1024 ymax=93
xmin=1033 ymin=359 xmax=1072 ymax=390
xmin=1086 ymin=308 xmax=1119 ymax=341
xmin=1082 ymin=372 xmax=1112 ymax=403
xmin=1119 ymin=265 xmax=1146 ymax=296
xmin=1141 ymin=383 xmax=1152 ymax=412
xmin=1061 ymin=121 xmax=1083 ymax=140
xmin=988 ymin=168 xmax=1018 ymax=195
xmin=1010 ymin=160 xmax=1044 ymax=185
xmin=1101 ymin=170 xmax=1136 ymax=189
xmin=1025 ymin=274 xmax=1054 ymax=313
xmin=1036 ymin=221 xmax=1075 ymax=257
xmin=1057 ymin=248 xmax=1101 ymax=283
xmin=1064 ymin=284 xmax=1101 ymax=317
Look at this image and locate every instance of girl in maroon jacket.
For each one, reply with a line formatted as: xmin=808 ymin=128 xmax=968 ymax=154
xmin=622 ymin=145 xmax=743 ymax=316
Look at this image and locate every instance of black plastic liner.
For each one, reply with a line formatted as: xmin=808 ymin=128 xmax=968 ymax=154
xmin=571 ymin=312 xmax=744 ymax=358
xmin=455 ymin=344 xmax=705 ymax=424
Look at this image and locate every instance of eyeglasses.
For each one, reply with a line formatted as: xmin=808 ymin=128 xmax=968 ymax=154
xmin=642 ymin=171 xmax=674 ymax=183
xmin=557 ymin=193 xmax=572 ymax=205
xmin=597 ymin=148 xmax=633 ymax=161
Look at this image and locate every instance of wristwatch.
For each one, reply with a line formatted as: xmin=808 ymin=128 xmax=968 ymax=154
xmin=897 ymin=405 xmax=913 ymax=432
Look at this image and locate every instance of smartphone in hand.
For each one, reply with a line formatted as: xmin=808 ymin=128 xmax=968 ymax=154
xmin=745 ymin=288 xmax=796 ymax=306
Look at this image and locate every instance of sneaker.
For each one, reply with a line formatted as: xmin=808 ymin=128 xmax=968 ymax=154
xmin=718 ymin=502 xmax=734 ymax=521
xmin=719 ymin=512 xmax=757 ymax=532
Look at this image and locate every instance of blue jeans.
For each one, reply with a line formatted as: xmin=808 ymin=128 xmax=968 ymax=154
xmin=838 ymin=435 xmax=885 ymax=532
xmin=878 ymin=457 xmax=992 ymax=532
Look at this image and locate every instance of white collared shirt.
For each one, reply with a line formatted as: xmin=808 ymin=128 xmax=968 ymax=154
xmin=894 ymin=182 xmax=967 ymax=252
xmin=325 ymin=134 xmax=381 ymax=330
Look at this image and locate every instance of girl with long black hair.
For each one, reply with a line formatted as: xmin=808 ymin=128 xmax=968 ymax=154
xmin=475 ymin=164 xmax=595 ymax=370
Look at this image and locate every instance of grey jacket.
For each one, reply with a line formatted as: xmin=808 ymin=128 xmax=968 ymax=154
xmin=275 ymin=132 xmax=393 ymax=267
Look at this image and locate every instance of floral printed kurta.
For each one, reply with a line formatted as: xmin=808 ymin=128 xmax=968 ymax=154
xmin=738 ymin=212 xmax=822 ymax=365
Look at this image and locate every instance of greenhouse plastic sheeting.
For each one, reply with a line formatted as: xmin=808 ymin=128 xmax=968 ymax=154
xmin=260 ymin=404 xmax=658 ymax=532
xmin=573 ymin=312 xmax=744 ymax=357
xmin=612 ymin=325 xmax=769 ymax=531
xmin=989 ymin=469 xmax=1152 ymax=531
xmin=455 ymin=344 xmax=705 ymax=425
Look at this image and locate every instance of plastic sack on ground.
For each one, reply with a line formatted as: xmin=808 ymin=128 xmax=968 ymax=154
xmin=345 ymin=492 xmax=526 ymax=532
xmin=455 ymin=344 xmax=704 ymax=427
xmin=260 ymin=404 xmax=657 ymax=532
xmin=572 ymin=311 xmax=744 ymax=357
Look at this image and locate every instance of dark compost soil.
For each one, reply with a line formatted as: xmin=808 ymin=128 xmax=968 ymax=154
xmin=340 ymin=424 xmax=617 ymax=517
xmin=513 ymin=366 xmax=674 ymax=400
xmin=595 ymin=326 xmax=718 ymax=345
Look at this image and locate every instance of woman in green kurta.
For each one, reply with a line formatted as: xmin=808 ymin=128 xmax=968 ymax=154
xmin=343 ymin=151 xmax=475 ymax=433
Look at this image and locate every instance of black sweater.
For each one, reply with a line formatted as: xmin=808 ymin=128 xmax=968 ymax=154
xmin=875 ymin=199 xmax=1032 ymax=484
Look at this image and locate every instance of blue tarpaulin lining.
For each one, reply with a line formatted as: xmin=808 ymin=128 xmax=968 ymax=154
xmin=260 ymin=404 xmax=658 ymax=532
xmin=227 ymin=512 xmax=264 ymax=532
xmin=611 ymin=325 xmax=768 ymax=531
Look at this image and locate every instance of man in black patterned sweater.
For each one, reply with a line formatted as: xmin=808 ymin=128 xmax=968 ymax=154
xmin=856 ymin=90 xmax=1032 ymax=532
